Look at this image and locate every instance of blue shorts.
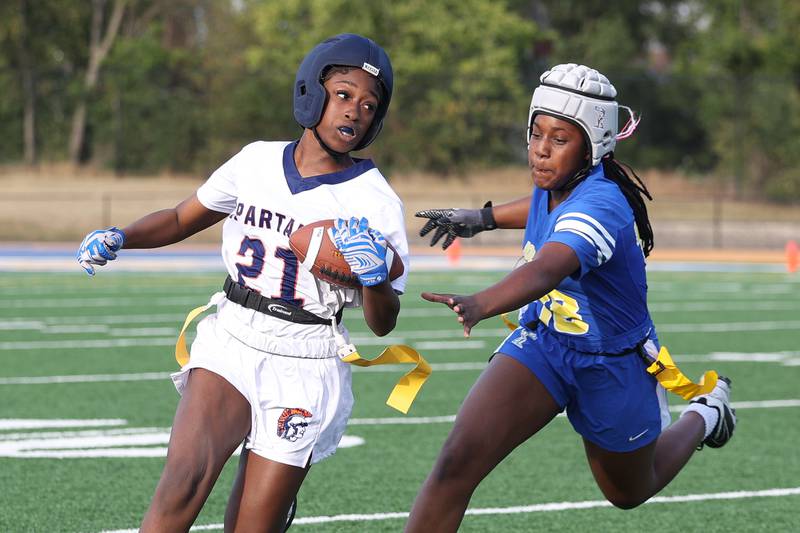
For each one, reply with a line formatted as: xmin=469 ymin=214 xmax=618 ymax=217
xmin=495 ymin=324 xmax=670 ymax=452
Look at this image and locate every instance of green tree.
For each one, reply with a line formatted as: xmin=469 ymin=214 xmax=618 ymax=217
xmin=239 ymin=0 xmax=538 ymax=172
xmin=673 ymin=0 xmax=800 ymax=200
xmin=92 ymin=0 xmax=212 ymax=172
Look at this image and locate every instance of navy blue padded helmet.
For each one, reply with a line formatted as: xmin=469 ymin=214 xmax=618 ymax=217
xmin=294 ymin=33 xmax=393 ymax=150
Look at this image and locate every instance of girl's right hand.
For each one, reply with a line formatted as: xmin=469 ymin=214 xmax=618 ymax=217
xmin=421 ymin=292 xmax=484 ymax=337
xmin=76 ymin=227 xmax=126 ymax=276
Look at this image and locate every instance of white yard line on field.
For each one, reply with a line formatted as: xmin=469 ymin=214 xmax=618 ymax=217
xmin=3 ymin=319 xmax=800 ymax=350
xmin=3 ymin=351 xmax=800 ymax=385
xmin=347 ymin=399 xmax=800 ymax=425
xmin=1 ymin=313 xmax=187 ymax=326
xmin=657 ymin=320 xmax=800 ymax=333
xmin=2 ymin=296 xmax=204 ymax=308
xmin=648 ymin=301 xmax=800 ymax=312
xmin=0 ymin=372 xmax=174 ymax=384
xmin=96 ymin=486 xmax=800 ymax=532
xmin=0 ymin=418 xmax=126 ymax=430
xmin=2 ymin=399 xmax=798 ymax=434
xmin=0 ymin=334 xmax=494 ymax=350
xmin=3 ymin=399 xmax=798 ymax=462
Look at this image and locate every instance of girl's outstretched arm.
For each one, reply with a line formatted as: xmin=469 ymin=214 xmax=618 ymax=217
xmin=122 ymin=194 xmax=228 ymax=249
xmin=422 ymin=241 xmax=579 ymax=336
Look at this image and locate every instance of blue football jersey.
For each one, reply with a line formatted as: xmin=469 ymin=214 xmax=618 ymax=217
xmin=518 ymin=165 xmax=654 ymax=354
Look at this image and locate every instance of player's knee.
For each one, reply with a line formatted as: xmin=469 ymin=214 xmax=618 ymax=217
xmin=158 ymin=456 xmax=213 ymax=508
xmin=431 ymin=434 xmax=480 ymax=484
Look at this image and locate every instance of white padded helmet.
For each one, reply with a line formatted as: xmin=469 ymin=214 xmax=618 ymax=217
xmin=528 ymin=63 xmax=634 ymax=167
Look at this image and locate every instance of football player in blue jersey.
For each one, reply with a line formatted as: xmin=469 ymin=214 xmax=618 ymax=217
xmin=406 ymin=64 xmax=736 ymax=531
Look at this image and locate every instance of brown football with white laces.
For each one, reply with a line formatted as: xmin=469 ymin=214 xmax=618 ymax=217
xmin=289 ymin=219 xmax=403 ymax=289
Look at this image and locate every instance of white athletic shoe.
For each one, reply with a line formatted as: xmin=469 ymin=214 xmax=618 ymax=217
xmin=690 ymin=375 xmax=737 ymax=449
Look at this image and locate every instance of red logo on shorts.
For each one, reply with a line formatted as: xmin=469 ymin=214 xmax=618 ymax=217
xmin=277 ymin=408 xmax=312 ymax=442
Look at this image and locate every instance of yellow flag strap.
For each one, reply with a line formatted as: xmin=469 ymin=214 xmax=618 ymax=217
xmin=174 ymin=294 xmax=431 ymax=414
xmin=645 ymin=346 xmax=718 ymax=400
xmin=175 ymin=292 xmax=224 ymax=367
xmin=338 ymin=344 xmax=431 ymax=414
xmin=500 ymin=313 xmax=518 ymax=331
xmin=498 ymin=316 xmax=717 ymax=400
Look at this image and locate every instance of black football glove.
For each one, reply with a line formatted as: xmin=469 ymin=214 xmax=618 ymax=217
xmin=416 ymin=201 xmax=497 ymax=249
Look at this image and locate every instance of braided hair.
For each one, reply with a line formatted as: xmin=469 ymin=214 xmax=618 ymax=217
xmin=601 ymin=156 xmax=654 ymax=256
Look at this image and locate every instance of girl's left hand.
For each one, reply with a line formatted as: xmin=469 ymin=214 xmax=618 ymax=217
xmin=421 ymin=292 xmax=484 ymax=337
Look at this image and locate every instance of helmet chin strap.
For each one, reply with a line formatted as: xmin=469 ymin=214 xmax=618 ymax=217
xmin=556 ymin=146 xmax=594 ymax=192
xmin=312 ymin=127 xmax=349 ymax=159
xmin=557 ymin=165 xmax=591 ymax=192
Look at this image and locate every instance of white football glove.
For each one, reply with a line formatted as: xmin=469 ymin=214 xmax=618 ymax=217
xmin=331 ymin=217 xmax=388 ymax=287
xmin=77 ymin=227 xmax=126 ymax=276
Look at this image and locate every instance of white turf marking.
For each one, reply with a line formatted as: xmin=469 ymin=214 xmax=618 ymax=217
xmin=0 ymin=337 xmax=177 ymax=350
xmin=349 ymin=415 xmax=457 ymax=425
xmin=0 ymin=424 xmax=364 ymax=459
xmin=2 ymin=313 xmax=186 ymax=326
xmin=0 ymin=364 xmax=489 ymax=385
xmin=4 ymin=351 xmax=800 ymax=385
xmin=97 ymin=487 xmax=800 ymax=531
xmin=658 ymin=320 xmax=800 ymax=333
xmin=347 ymin=399 xmax=800 ymax=425
xmin=1 ymin=399 xmax=798 ymax=459
xmin=0 ymin=419 xmax=126 ymax=430
xmin=0 ymin=336 xmax=489 ymax=351
xmin=4 ymin=320 xmax=800 ymax=351
xmin=0 ymin=325 xmax=773 ymax=352
xmin=648 ymin=300 xmax=800 ymax=312
xmin=0 ymin=372 xmax=173 ymax=385
xmin=2 ymin=296 xmax=799 ymax=332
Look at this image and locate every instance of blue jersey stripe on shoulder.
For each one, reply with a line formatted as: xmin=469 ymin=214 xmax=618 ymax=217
xmin=556 ymin=211 xmax=615 ymax=247
xmin=554 ymin=220 xmax=612 ymax=263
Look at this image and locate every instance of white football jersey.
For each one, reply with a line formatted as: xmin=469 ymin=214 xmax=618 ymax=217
xmin=196 ymin=141 xmax=409 ymax=357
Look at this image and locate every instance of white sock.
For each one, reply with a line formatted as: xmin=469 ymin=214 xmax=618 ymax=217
xmin=681 ymin=402 xmax=719 ymax=439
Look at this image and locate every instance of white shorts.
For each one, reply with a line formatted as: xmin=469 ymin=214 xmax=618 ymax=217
xmin=170 ymin=311 xmax=354 ymax=467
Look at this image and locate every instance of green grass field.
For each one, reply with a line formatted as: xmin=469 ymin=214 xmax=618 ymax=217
xmin=1 ymin=269 xmax=798 ymax=532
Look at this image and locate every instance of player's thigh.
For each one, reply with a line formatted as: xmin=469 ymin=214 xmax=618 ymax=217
xmin=227 ymin=448 xmax=310 ymax=533
xmin=167 ymin=368 xmax=251 ymax=468
xmin=440 ymin=354 xmax=561 ymax=474
xmin=583 ymin=437 xmax=657 ymax=507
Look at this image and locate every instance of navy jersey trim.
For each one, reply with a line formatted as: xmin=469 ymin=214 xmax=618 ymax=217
xmin=283 ymin=141 xmax=376 ymax=194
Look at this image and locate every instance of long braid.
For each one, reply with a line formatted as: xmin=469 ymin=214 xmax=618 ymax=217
xmin=601 ymin=157 xmax=654 ymax=256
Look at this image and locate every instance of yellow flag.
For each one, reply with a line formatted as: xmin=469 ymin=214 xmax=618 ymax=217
xmin=175 ymin=302 xmax=217 ymax=367
xmin=175 ymin=297 xmax=431 ymax=414
xmin=500 ymin=313 xmax=518 ymax=331
xmin=646 ymin=346 xmax=718 ymax=400
xmin=340 ymin=345 xmax=432 ymax=414
xmin=498 ymin=317 xmax=717 ymax=400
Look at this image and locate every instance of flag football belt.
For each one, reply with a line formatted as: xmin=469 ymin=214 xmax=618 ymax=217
xmin=174 ymin=281 xmax=432 ymax=415
xmin=501 ymin=313 xmax=717 ymax=400
xmin=223 ymin=275 xmax=341 ymax=325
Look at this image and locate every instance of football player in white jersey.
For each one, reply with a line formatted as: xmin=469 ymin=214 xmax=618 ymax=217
xmin=77 ymin=34 xmax=408 ymax=532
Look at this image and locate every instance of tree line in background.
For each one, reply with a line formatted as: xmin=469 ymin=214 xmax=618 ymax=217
xmin=1 ymin=0 xmax=798 ymax=201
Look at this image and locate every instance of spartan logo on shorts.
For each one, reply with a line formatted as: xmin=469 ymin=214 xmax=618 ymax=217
xmin=277 ymin=408 xmax=313 ymax=442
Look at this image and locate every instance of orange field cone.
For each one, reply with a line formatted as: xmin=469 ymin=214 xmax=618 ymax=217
xmin=786 ymin=240 xmax=799 ymax=273
xmin=447 ymin=237 xmax=462 ymax=266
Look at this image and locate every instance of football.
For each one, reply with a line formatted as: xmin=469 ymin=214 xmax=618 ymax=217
xmin=289 ymin=219 xmax=404 ymax=288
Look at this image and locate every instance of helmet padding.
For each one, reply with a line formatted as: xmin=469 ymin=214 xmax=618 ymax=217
xmin=294 ymin=34 xmax=393 ymax=151
xmin=528 ymin=64 xmax=619 ymax=166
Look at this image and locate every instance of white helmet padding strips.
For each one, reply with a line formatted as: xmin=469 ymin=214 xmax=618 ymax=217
xmin=528 ymin=63 xmax=636 ymax=166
